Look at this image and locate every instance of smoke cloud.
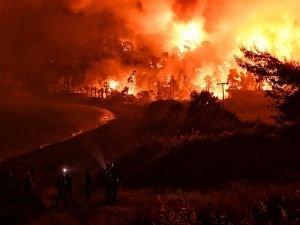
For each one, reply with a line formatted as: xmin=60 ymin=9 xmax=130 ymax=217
xmin=1 ymin=0 xmax=300 ymax=97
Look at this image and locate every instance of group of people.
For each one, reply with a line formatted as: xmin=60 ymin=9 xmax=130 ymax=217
xmin=0 ymin=170 xmax=44 ymax=221
xmin=54 ymin=161 xmax=121 ymax=207
xmin=0 ymin=161 xmax=121 ymax=224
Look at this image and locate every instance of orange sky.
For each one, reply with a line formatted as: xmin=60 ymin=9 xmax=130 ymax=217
xmin=1 ymin=0 xmax=300 ymax=96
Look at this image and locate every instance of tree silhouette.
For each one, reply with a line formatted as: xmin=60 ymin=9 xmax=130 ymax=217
xmin=188 ymin=91 xmax=221 ymax=116
xmin=235 ymin=46 xmax=300 ymax=124
xmin=187 ymin=91 xmax=238 ymax=132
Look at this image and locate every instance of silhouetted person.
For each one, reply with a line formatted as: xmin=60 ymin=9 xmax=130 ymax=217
xmin=7 ymin=170 xmax=18 ymax=205
xmin=104 ymin=162 xmax=112 ymax=204
xmin=84 ymin=169 xmax=92 ymax=203
xmin=55 ymin=174 xmax=67 ymax=208
xmin=110 ymin=161 xmax=121 ymax=203
xmin=64 ymin=173 xmax=74 ymax=206
xmin=1 ymin=170 xmax=18 ymax=210
xmin=104 ymin=161 xmax=121 ymax=204
xmin=1 ymin=170 xmax=21 ymax=225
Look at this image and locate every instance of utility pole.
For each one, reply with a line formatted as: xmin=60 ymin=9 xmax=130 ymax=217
xmin=217 ymin=82 xmax=228 ymax=109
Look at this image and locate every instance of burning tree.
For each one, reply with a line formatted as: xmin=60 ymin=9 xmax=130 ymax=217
xmin=235 ymin=47 xmax=300 ymax=124
xmin=240 ymin=71 xmax=260 ymax=91
xmin=227 ymin=69 xmax=240 ymax=91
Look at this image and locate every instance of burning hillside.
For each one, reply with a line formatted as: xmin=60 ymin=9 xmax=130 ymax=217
xmin=1 ymin=0 xmax=300 ymax=99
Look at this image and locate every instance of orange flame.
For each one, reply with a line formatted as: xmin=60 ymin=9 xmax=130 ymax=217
xmin=171 ymin=20 xmax=204 ymax=56
xmin=108 ymin=80 xmax=119 ymax=90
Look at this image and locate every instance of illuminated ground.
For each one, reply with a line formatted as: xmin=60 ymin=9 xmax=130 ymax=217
xmin=0 ymin=100 xmax=114 ymax=161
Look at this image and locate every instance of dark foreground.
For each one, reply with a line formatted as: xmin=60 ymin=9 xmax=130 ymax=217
xmin=1 ymin=97 xmax=300 ymax=225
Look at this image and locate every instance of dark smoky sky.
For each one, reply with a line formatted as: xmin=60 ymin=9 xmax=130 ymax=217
xmin=2 ymin=0 xmax=295 ymax=95
xmin=0 ymin=0 xmax=131 ymax=92
xmin=0 ymin=0 xmax=225 ymax=93
xmin=0 ymin=0 xmax=213 ymax=93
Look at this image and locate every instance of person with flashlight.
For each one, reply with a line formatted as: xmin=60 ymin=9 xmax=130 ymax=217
xmin=55 ymin=168 xmax=73 ymax=207
xmin=55 ymin=172 xmax=67 ymax=208
xmin=63 ymin=168 xmax=74 ymax=207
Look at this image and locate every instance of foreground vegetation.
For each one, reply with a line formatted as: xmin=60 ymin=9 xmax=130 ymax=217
xmin=1 ymin=92 xmax=300 ymax=225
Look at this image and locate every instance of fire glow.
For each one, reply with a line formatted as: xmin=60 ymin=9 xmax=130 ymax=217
xmin=51 ymin=0 xmax=300 ymax=100
xmin=171 ymin=20 xmax=204 ymax=56
xmin=236 ymin=18 xmax=300 ymax=60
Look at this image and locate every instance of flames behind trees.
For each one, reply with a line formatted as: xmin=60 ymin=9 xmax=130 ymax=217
xmin=236 ymin=47 xmax=300 ymax=124
xmin=1 ymin=0 xmax=300 ymax=99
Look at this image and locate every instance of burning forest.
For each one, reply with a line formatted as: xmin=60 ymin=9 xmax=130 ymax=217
xmin=2 ymin=0 xmax=300 ymax=101
xmin=2 ymin=1 xmax=300 ymax=225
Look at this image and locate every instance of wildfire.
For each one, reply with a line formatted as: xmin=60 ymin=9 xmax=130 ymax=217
xmin=108 ymin=80 xmax=119 ymax=90
xmin=237 ymin=18 xmax=300 ymax=60
xmin=194 ymin=65 xmax=230 ymax=100
xmin=171 ymin=20 xmax=204 ymax=55
xmin=76 ymin=1 xmax=300 ymax=101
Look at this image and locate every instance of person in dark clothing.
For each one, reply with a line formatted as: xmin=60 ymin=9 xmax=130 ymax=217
xmin=84 ymin=169 xmax=92 ymax=203
xmin=104 ymin=162 xmax=112 ymax=204
xmin=64 ymin=172 xmax=74 ymax=206
xmin=104 ymin=161 xmax=121 ymax=204
xmin=109 ymin=161 xmax=121 ymax=203
xmin=5 ymin=169 xmax=19 ymax=209
xmin=55 ymin=174 xmax=67 ymax=208
xmin=1 ymin=170 xmax=18 ymax=213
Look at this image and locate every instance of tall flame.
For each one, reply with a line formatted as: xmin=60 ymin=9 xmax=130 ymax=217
xmin=236 ymin=15 xmax=300 ymax=60
xmin=171 ymin=20 xmax=204 ymax=55
xmin=108 ymin=80 xmax=119 ymax=90
xmin=79 ymin=0 xmax=300 ymax=100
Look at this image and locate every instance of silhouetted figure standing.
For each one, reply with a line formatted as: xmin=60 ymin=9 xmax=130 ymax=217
xmin=84 ymin=169 xmax=92 ymax=203
xmin=7 ymin=170 xmax=18 ymax=204
xmin=64 ymin=173 xmax=74 ymax=206
xmin=1 ymin=170 xmax=21 ymax=225
xmin=55 ymin=174 xmax=67 ymax=208
xmin=104 ymin=162 xmax=112 ymax=204
xmin=104 ymin=161 xmax=121 ymax=204
xmin=1 ymin=170 xmax=18 ymax=214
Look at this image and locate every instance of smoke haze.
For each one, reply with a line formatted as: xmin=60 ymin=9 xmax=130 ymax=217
xmin=1 ymin=0 xmax=300 ymax=96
